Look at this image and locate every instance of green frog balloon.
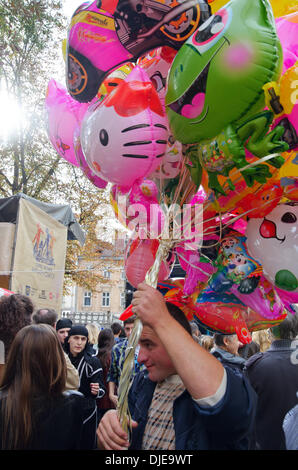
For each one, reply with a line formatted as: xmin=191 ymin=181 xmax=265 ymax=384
xmin=165 ymin=0 xmax=289 ymax=195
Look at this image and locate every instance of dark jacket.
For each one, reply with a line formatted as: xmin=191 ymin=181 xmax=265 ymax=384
xmin=66 ymin=345 xmax=106 ymax=445
xmin=127 ymin=366 xmax=257 ymax=450
xmin=245 ymin=339 xmax=298 ymax=450
xmin=211 ymin=347 xmax=246 ymax=372
xmin=65 ymin=346 xmax=105 ymax=400
xmin=0 ymin=391 xmax=95 ymax=450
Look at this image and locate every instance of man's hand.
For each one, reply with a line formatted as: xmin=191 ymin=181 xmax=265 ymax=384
xmin=131 ymin=282 xmax=169 ymax=328
xmin=90 ymin=382 xmax=99 ymax=396
xmin=97 ymin=410 xmax=138 ymax=450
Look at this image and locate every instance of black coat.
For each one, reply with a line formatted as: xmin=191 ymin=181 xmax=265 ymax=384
xmin=245 ymin=339 xmax=298 ymax=450
xmin=0 ymin=391 xmax=95 ymax=450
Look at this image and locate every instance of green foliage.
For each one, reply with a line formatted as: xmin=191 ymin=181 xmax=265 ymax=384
xmin=0 ymin=0 xmax=65 ymax=199
xmin=0 ymin=1 xmax=123 ymax=293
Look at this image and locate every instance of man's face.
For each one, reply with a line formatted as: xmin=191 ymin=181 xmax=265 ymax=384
xmin=68 ymin=335 xmax=87 ymax=356
xmin=124 ymin=322 xmax=134 ymax=338
xmin=137 ymin=325 xmax=176 ymax=382
xmin=57 ymin=327 xmax=71 ymax=344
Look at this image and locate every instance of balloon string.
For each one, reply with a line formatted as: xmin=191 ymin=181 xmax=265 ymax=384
xmin=234 ymin=153 xmax=281 ymax=172
xmin=117 ymin=213 xmax=176 ymax=437
xmin=176 ymin=251 xmax=213 ymax=276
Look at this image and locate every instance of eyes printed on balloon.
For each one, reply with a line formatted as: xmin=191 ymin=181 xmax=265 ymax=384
xmin=189 ymin=8 xmax=232 ymax=55
xmin=150 ymin=71 xmax=167 ymax=93
xmin=99 ymin=128 xmax=109 ymax=146
xmin=281 ymin=212 xmax=297 ymax=224
xmin=259 ymin=209 xmax=297 ymax=242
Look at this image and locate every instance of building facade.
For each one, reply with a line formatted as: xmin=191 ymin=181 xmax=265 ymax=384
xmin=61 ymin=238 xmax=127 ymax=327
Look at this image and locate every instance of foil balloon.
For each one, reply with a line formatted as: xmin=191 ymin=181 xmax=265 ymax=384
xmin=194 ymin=288 xmax=287 ymax=343
xmin=276 ymin=12 xmax=298 ymax=74
xmin=45 ymin=79 xmax=89 ymax=166
xmin=269 ymin=0 xmax=298 ymax=18
xmin=45 ymin=79 xmax=107 ymax=188
xmin=110 ymin=184 xmax=130 ymax=228
xmin=279 ymin=151 xmax=298 ymax=201
xmin=73 ymin=131 xmax=107 ymax=189
xmin=120 ymin=278 xmax=200 ymax=322
xmin=246 ymin=203 xmax=298 ymax=293
xmin=207 ymin=0 xmax=228 ymax=13
xmin=229 ymin=275 xmax=286 ymax=320
xmin=137 ymin=46 xmax=177 ymax=107
xmin=138 ymin=47 xmax=184 ymax=180
xmin=200 ymin=162 xmax=284 ymax=216
xmin=80 ymin=66 xmax=169 ymax=190
xmin=209 ymin=231 xmax=263 ymax=295
xmin=110 ymin=179 xmax=165 ymax=236
xmin=176 ymin=245 xmax=216 ymax=295
xmin=0 ymin=288 xmax=13 ymax=297
xmin=193 ymin=229 xmax=288 ymax=319
xmin=275 ymin=286 xmax=298 ymax=314
xmin=149 ymin=137 xmax=183 ymax=180
xmin=97 ymin=63 xmax=135 ymax=101
xmin=232 ymin=179 xmax=284 ymax=219
xmin=124 ymin=238 xmax=174 ymax=288
xmin=165 ymin=0 xmax=289 ymax=195
xmin=66 ymin=0 xmax=212 ymax=103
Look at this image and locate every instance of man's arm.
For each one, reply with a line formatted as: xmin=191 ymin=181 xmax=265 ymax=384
xmin=131 ymin=283 xmax=225 ymax=400
xmin=108 ymin=381 xmax=118 ymax=408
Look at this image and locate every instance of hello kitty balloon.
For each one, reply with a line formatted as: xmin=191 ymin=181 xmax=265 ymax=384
xmin=80 ymin=66 xmax=169 ymax=190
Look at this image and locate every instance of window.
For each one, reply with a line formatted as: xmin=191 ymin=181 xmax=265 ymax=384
xmin=121 ymin=270 xmax=126 ymax=280
xmin=103 ymin=269 xmax=110 ymax=279
xmin=84 ymin=291 xmax=92 ymax=307
xmin=102 ymin=292 xmax=110 ymax=307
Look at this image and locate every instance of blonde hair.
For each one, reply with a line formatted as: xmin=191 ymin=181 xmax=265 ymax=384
xmin=86 ymin=323 xmax=100 ymax=345
xmin=252 ymin=329 xmax=271 ymax=352
xmin=201 ymin=335 xmax=214 ymax=352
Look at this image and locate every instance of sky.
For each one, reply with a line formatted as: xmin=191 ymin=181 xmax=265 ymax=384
xmin=63 ymin=0 xmax=85 ymax=20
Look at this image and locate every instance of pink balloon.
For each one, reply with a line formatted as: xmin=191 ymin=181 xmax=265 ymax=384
xmin=127 ymin=179 xmax=165 ymax=237
xmin=125 ymin=238 xmax=174 ymax=288
xmin=230 ymin=276 xmax=286 ymax=320
xmin=137 ymin=46 xmax=177 ymax=108
xmin=176 ymin=245 xmax=216 ymax=296
xmin=73 ymin=131 xmax=107 ymax=189
xmin=276 ymin=13 xmax=298 ymax=73
xmin=45 ymin=79 xmax=89 ymax=166
xmin=273 ymin=13 xmax=298 ymax=151
xmin=276 ymin=287 xmax=298 ymax=313
xmin=80 ymin=66 xmax=169 ymax=190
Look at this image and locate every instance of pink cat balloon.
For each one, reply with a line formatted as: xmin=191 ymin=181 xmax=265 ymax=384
xmin=80 ymin=66 xmax=169 ymax=190
xmin=45 ymin=79 xmax=89 ymax=167
xmin=45 ymin=79 xmax=107 ymax=189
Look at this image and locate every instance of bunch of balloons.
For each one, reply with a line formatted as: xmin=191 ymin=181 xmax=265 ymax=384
xmin=45 ymin=0 xmax=297 ymax=343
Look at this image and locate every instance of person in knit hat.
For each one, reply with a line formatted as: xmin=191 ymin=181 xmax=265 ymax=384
xmin=56 ymin=318 xmax=73 ymax=346
xmin=65 ymin=325 xmax=105 ymax=399
xmin=65 ymin=325 xmax=106 ymax=447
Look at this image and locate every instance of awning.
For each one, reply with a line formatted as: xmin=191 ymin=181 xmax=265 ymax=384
xmin=0 ymin=193 xmax=85 ymax=245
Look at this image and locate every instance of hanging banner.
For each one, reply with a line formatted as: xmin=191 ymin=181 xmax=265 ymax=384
xmin=10 ymin=198 xmax=67 ymax=312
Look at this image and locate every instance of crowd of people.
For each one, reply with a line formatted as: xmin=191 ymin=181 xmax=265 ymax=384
xmin=0 ymin=287 xmax=297 ymax=451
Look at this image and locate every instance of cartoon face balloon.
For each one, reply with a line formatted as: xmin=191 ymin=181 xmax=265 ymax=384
xmin=66 ymin=0 xmax=211 ymax=102
xmin=166 ymin=0 xmax=283 ymax=144
xmin=45 ymin=79 xmax=89 ymax=167
xmin=80 ymin=66 xmax=169 ymax=189
xmin=246 ymin=203 xmax=298 ymax=292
